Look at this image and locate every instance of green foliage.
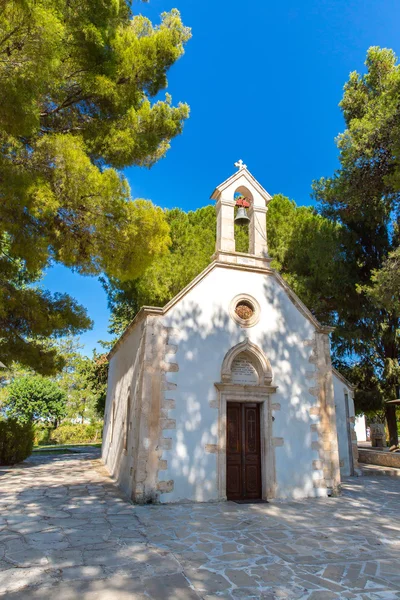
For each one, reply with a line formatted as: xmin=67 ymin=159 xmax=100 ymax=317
xmin=0 ymin=336 xmax=108 ymax=422
xmin=0 ymin=239 xmax=92 ymax=375
xmin=0 ymin=419 xmax=34 ymax=465
xmin=55 ymin=338 xmax=108 ymax=420
xmin=50 ymin=423 xmax=102 ymax=445
xmin=362 ymin=247 xmax=400 ymax=313
xmin=267 ymin=195 xmax=341 ymax=323
xmin=103 ymin=196 xmax=339 ymax=339
xmin=0 ymin=1 xmax=191 ymax=372
xmin=338 ymin=362 xmax=384 ymax=415
xmin=85 ymin=352 xmax=109 ymax=417
xmin=104 ymin=205 xmax=217 ymax=335
xmin=313 ymin=46 xmax=400 ymax=444
xmin=4 ymin=376 xmax=66 ymax=423
xmin=50 ymin=337 xmax=100 ymax=421
xmin=0 ymin=1 xmax=188 ymax=277
xmin=33 ymin=423 xmax=53 ymax=446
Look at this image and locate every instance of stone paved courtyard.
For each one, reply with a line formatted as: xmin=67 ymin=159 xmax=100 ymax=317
xmin=0 ymin=450 xmax=399 ymax=599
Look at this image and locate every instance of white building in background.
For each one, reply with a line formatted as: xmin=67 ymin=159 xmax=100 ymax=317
xmin=102 ymin=162 xmax=359 ymax=504
xmin=355 ymin=415 xmax=367 ymax=442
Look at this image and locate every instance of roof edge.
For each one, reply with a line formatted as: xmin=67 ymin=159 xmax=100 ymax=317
xmin=107 ymin=263 xmax=219 ymax=359
xmin=107 ymin=307 xmax=163 ymax=359
xmin=210 ymin=168 xmax=272 ymax=202
xmin=272 ymin=270 xmax=335 ymax=335
xmin=108 ymin=261 xmax=334 ymax=360
xmin=332 ymin=367 xmax=356 ymax=391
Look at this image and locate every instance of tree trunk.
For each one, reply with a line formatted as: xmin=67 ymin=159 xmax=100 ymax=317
xmin=385 ymin=404 xmax=398 ymax=447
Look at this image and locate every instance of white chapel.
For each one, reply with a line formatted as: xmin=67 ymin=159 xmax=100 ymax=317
xmin=102 ymin=162 xmax=359 ymax=503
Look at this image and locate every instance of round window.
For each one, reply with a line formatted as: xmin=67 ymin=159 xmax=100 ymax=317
xmin=235 ymin=300 xmax=254 ymax=320
xmin=229 ymin=294 xmax=260 ymax=328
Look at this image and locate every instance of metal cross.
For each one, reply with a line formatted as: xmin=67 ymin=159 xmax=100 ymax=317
xmin=235 ymin=159 xmax=247 ymax=170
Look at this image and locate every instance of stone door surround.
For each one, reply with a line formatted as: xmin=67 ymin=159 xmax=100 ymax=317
xmin=215 ymin=340 xmax=278 ymax=501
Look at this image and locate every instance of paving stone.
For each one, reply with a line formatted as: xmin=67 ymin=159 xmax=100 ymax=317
xmin=308 ymin=592 xmax=338 ymax=600
xmin=61 ymin=565 xmax=107 ymax=581
xmin=0 ymin=566 xmax=55 ymax=594
xmin=144 ymin=553 xmax=183 ymax=575
xmin=83 ymin=548 xmax=138 ymax=567
xmin=47 ymin=549 xmax=84 ymax=568
xmin=144 ymin=573 xmax=200 ymax=599
xmin=322 ymin=564 xmax=346 ymax=582
xmin=0 ymin=450 xmax=399 ymax=599
xmin=6 ymin=547 xmax=49 ymax=567
xmin=184 ymin=567 xmax=231 ymax=592
xmin=225 ymin=569 xmax=256 ymax=587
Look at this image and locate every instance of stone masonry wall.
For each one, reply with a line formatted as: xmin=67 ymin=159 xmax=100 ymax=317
xmin=306 ymin=332 xmax=341 ymax=494
xmin=132 ymin=317 xmax=180 ymax=503
xmin=358 ymin=449 xmax=400 ymax=469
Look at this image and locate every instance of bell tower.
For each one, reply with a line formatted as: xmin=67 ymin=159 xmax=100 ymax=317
xmin=211 ymin=160 xmax=272 ymax=269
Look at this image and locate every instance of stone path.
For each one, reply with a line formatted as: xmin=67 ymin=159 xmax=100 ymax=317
xmin=0 ymin=450 xmax=399 ymax=599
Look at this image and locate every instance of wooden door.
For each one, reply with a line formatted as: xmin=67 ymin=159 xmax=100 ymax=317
xmin=226 ymin=402 xmax=261 ymax=501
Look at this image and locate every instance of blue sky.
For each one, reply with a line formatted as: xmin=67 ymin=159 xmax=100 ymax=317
xmin=43 ymin=0 xmax=400 ymax=355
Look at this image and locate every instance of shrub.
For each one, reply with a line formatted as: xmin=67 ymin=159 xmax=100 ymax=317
xmin=33 ymin=423 xmax=53 ymax=446
xmin=50 ymin=423 xmax=102 ymax=445
xmin=0 ymin=419 xmax=34 ymax=465
xmin=5 ymin=375 xmax=66 ymax=424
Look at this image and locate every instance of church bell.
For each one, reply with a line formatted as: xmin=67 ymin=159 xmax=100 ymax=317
xmin=234 ymin=206 xmax=250 ymax=226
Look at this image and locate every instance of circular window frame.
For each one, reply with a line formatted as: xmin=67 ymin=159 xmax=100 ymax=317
xmin=229 ymin=294 xmax=260 ymax=328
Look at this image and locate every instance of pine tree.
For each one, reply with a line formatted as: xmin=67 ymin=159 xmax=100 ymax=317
xmin=0 ymin=1 xmax=191 ymax=371
xmin=313 ymin=47 xmax=400 ymax=445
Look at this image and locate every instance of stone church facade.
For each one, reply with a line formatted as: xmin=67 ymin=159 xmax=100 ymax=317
xmin=102 ymin=163 xmax=359 ymax=503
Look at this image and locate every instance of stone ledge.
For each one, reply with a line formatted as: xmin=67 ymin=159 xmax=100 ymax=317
xmin=360 ymin=464 xmax=400 ymax=477
xmin=358 ymin=448 xmax=400 ymax=469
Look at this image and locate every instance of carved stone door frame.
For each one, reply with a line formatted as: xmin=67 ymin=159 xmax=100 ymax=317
xmin=215 ymin=340 xmax=278 ymax=501
xmin=215 ymin=383 xmax=277 ymax=501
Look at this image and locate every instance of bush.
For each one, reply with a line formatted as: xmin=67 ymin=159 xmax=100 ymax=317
xmin=50 ymin=423 xmax=102 ymax=445
xmin=5 ymin=375 xmax=66 ymax=424
xmin=0 ymin=419 xmax=34 ymax=465
xmin=33 ymin=423 xmax=53 ymax=446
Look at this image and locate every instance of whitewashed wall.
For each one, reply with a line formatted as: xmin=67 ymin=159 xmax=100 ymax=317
xmin=102 ymin=320 xmax=144 ymax=498
xmin=160 ymin=265 xmax=323 ymax=502
xmin=333 ymin=373 xmax=355 ymax=477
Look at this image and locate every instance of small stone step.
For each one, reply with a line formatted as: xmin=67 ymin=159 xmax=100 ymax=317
xmin=360 ymin=463 xmax=400 ymax=477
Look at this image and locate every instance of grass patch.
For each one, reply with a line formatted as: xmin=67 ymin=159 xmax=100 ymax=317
xmin=33 ymin=442 xmax=102 ymax=451
xmin=32 ymin=448 xmax=78 ymax=454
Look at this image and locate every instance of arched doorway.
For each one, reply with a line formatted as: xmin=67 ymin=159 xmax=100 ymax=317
xmin=215 ymin=340 xmax=278 ymax=501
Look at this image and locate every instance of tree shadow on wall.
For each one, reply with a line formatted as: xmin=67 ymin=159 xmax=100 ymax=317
xmin=157 ymin=271 xmax=324 ymax=501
